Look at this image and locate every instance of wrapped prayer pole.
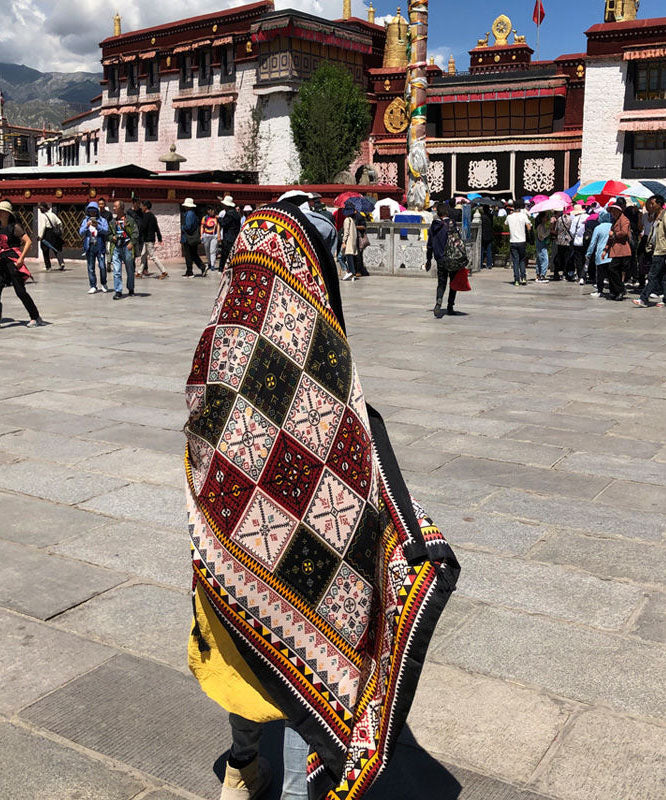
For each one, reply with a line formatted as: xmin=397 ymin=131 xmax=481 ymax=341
xmin=405 ymin=0 xmax=429 ymax=210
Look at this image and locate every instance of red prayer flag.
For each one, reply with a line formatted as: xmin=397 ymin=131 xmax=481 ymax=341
xmin=533 ymin=0 xmax=545 ymax=25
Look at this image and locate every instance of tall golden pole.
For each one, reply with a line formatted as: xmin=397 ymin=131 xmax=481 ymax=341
xmin=406 ymin=0 xmax=429 ymax=210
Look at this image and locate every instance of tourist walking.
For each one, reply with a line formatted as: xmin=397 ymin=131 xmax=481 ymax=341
xmin=480 ymin=205 xmax=494 ymax=270
xmin=633 ymin=195 xmax=666 ymax=308
xmin=79 ymin=201 xmax=109 ymax=294
xmin=426 ymin=202 xmax=465 ymax=317
xmin=181 ymin=198 xmax=205 ymax=277
xmin=569 ymin=205 xmax=589 ymax=284
xmin=184 ymin=200 xmax=459 ymax=800
xmin=341 ymin=202 xmax=358 ymax=281
xmin=98 ymin=197 xmax=114 ymax=272
xmin=551 ymin=210 xmax=573 ymax=281
xmin=506 ymin=200 xmax=532 ymax=286
xmin=217 ymin=194 xmax=241 ymax=271
xmin=0 ymin=200 xmax=44 ymax=327
xmin=585 ymin=210 xmax=612 ymax=298
xmin=534 ymin=211 xmax=551 ymax=283
xmin=37 ymin=202 xmax=65 ymax=271
xmin=200 ymin=205 xmax=219 ymax=272
xmin=128 ymin=198 xmax=146 ymax=278
xmin=140 ymin=200 xmax=168 ymax=279
xmin=604 ymin=203 xmax=631 ymax=301
xmin=110 ymin=200 xmax=138 ymax=299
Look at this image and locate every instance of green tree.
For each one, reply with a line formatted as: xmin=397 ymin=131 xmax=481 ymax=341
xmin=290 ymin=62 xmax=371 ymax=184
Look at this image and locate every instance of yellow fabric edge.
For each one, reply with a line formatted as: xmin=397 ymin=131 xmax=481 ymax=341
xmin=188 ymin=583 xmax=286 ymax=723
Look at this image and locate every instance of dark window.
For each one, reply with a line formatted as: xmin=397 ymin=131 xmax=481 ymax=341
xmin=147 ymin=59 xmax=160 ymax=92
xmin=197 ymin=107 xmax=212 ymax=138
xmin=221 ymin=46 xmax=235 ymax=79
xmin=218 ymin=104 xmax=235 ymax=136
xmin=85 ymin=139 xmax=91 ymax=162
xmin=632 ymin=132 xmax=666 ymax=170
xmin=635 ymin=61 xmax=666 ymax=101
xmin=93 ymin=138 xmax=98 ymax=157
xmin=177 ymin=108 xmax=192 ymax=138
xmin=199 ymin=49 xmax=212 ymax=86
xmin=108 ymin=66 xmax=119 ymax=97
xmin=127 ymin=62 xmax=138 ymax=95
xmin=179 ymin=54 xmax=193 ymax=89
xmin=125 ymin=112 xmax=139 ymax=142
xmin=145 ymin=110 xmax=159 ymax=141
xmin=107 ymin=116 xmax=119 ymax=143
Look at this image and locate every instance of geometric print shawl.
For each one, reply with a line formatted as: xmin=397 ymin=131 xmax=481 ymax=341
xmin=185 ymin=202 xmax=460 ymax=800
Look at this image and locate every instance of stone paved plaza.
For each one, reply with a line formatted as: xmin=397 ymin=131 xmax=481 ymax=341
xmin=0 ymin=261 xmax=664 ymax=800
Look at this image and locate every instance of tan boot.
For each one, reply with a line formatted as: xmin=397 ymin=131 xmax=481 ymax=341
xmin=220 ymin=756 xmax=272 ymax=800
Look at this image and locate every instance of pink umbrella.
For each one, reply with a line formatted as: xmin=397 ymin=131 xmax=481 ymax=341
xmin=532 ymin=194 xmax=549 ymax=203
xmin=530 ymin=194 xmax=570 ymax=214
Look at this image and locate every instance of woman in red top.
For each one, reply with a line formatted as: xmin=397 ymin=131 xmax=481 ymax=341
xmin=604 ymin=204 xmax=632 ymax=300
xmin=200 ymin=205 xmax=220 ymax=272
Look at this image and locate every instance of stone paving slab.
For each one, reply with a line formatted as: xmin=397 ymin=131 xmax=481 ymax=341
xmin=427 ymin=507 xmax=547 ymax=556
xmin=0 ymin=539 xmax=126 ymax=620
xmin=0 ymin=427 xmax=117 ymax=465
xmin=0 ymin=722 xmax=144 ymax=800
xmin=78 ymin=446 xmax=184 ymax=489
xmin=504 ymin=424 xmax=658 ymax=458
xmin=436 ymin=606 xmax=665 ymax=720
xmin=633 ymin=592 xmax=666 ymax=644
xmin=55 ymin=583 xmax=190 ymax=671
xmin=0 ymin=609 xmax=112 ymax=714
xmin=533 ymin=708 xmax=666 ymax=800
xmin=596 ymin=479 xmax=665 ymax=513
xmin=0 ymin=407 xmax=113 ymax=437
xmin=0 ymin=459 xmax=129 ymax=506
xmin=78 ymin=483 xmax=186 ymax=531
xmin=425 ymin=432 xmax=567 ymax=468
xmin=435 ymin=455 xmax=610 ymax=500
xmin=485 ymin=488 xmax=665 ymax=541
xmin=479 ymin=409 xmax=614 ymax=435
xmin=455 ymin=548 xmax=644 ymax=630
xmin=0 ymin=490 xmax=108 ymax=548
xmin=83 ymin=422 xmax=187 ymax=454
xmin=555 ymin=451 xmax=666 ymax=486
xmin=51 ymin=520 xmax=191 ymax=588
xmin=529 ymin=530 xmax=666 ymax=586
xmin=20 ymin=654 xmax=233 ymax=800
xmin=407 ymin=662 xmax=572 ymax=784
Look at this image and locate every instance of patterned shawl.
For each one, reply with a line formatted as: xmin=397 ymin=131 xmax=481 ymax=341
xmin=185 ymin=202 xmax=459 ymax=800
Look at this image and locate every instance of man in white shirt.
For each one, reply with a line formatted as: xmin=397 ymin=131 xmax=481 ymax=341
xmin=38 ymin=202 xmax=65 ymax=270
xmin=506 ymin=200 xmax=532 ymax=286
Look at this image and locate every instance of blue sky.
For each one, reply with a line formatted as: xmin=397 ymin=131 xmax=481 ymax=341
xmin=371 ymin=0 xmax=665 ymax=65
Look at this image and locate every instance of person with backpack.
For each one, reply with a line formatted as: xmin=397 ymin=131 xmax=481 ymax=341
xmin=181 ymin=198 xmax=206 ymax=277
xmin=0 ymin=200 xmax=44 ymax=327
xmin=425 ymin=202 xmax=468 ymax=317
xmin=200 ymin=205 xmax=219 ymax=273
xmin=37 ymin=202 xmax=65 ymax=271
xmin=568 ymin=205 xmax=589 ymax=285
xmin=79 ymin=200 xmax=109 ymax=294
xmin=534 ymin=211 xmax=551 ymax=283
xmin=109 ymin=200 xmax=139 ymax=299
xmin=551 ymin=210 xmax=573 ymax=281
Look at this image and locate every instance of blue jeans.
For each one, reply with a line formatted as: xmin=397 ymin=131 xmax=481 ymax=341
xmin=535 ymin=239 xmax=549 ymax=279
xmin=112 ymin=244 xmax=134 ymax=294
xmin=481 ymin=242 xmax=493 ymax=269
xmin=86 ymin=247 xmax=106 ymax=288
xmin=229 ymin=714 xmax=308 ymax=800
xmin=510 ymin=242 xmax=527 ymax=281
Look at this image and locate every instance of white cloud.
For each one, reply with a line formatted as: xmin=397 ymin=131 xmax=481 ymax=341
xmin=0 ymin=0 xmax=374 ymax=73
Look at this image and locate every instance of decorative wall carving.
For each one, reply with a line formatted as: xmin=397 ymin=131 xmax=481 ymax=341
xmin=468 ymin=158 xmax=498 ymax=189
xmin=375 ymin=161 xmax=399 ymax=186
xmin=523 ymin=157 xmax=555 ymax=193
xmin=383 ymin=97 xmax=408 ymax=134
xmin=427 ymin=159 xmax=445 ymax=194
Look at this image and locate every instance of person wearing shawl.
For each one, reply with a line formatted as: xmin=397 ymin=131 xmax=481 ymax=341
xmin=184 ymin=201 xmax=459 ymax=800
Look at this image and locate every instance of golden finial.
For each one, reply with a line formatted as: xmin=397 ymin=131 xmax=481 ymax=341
xmin=448 ymin=54 xmax=456 ymax=74
xmin=382 ymin=7 xmax=408 ymax=68
xmin=113 ymin=11 xmax=121 ymax=37
xmin=343 ymin=0 xmax=351 ymax=20
xmin=368 ymin=3 xmax=376 ymax=24
xmin=605 ymin=0 xmax=639 ymax=23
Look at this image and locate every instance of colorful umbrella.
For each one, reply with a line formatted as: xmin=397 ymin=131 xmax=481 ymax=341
xmin=346 ymin=195 xmax=375 ymax=214
xmin=532 ymin=194 xmax=549 ymax=204
xmin=576 ymin=180 xmax=630 ymax=205
xmin=564 ymin=181 xmax=580 ymax=198
xmin=333 ymin=191 xmax=362 ymax=208
xmin=530 ymin=194 xmax=570 ymax=214
xmin=619 ymin=181 xmax=652 ymax=200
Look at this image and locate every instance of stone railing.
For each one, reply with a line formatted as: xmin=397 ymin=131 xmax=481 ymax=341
xmin=363 ymin=219 xmax=481 ymax=277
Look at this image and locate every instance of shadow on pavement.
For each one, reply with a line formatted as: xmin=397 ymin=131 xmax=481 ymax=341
xmin=213 ymin=723 xmax=461 ymax=800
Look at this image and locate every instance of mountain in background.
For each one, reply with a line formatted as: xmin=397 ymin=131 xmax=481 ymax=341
xmin=0 ymin=62 xmax=101 ymax=130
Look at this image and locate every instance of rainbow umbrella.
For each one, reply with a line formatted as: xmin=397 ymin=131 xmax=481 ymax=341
xmin=576 ymin=180 xmax=630 ymax=205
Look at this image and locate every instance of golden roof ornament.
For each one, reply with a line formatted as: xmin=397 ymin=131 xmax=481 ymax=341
xmin=382 ymin=7 xmax=408 ymax=69
xmin=113 ymin=11 xmax=121 ymax=37
xmin=477 ymin=32 xmax=490 ymax=48
xmin=491 ymin=14 xmax=512 ymax=47
xmin=605 ymin=0 xmax=639 ymax=23
xmin=384 ymin=97 xmax=408 ymax=134
xmin=368 ymin=3 xmax=376 ymax=24
xmin=513 ymin=29 xmax=526 ymax=44
xmin=342 ymin=0 xmax=351 ymax=20
xmin=448 ymin=54 xmax=456 ymax=74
